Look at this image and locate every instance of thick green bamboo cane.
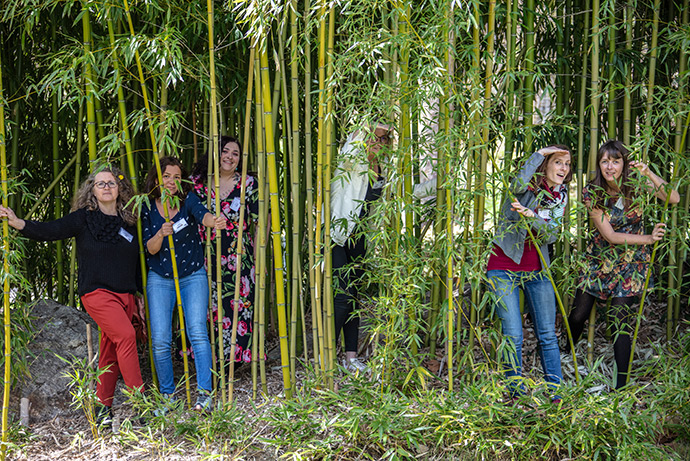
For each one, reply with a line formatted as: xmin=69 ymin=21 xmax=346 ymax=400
xmin=69 ymin=103 xmax=85 ymax=308
xmin=576 ymin=4 xmax=591 ymax=255
xmin=0 ymin=32 xmax=11 ymax=461
xmin=323 ymin=5 xmax=337 ymax=389
xmin=253 ymin=57 xmax=269 ymax=395
xmin=607 ymin=4 xmax=616 ymax=139
xmin=122 ymin=0 xmax=192 ymax=405
xmin=260 ymin=47 xmax=292 ymax=397
xmin=106 ymin=13 xmax=157 ymax=388
xmin=315 ymin=1 xmax=331 ymax=381
xmin=444 ymin=0 xmax=455 ymax=391
xmin=523 ymin=0 xmax=535 ymax=153
xmin=51 ymin=21 xmax=64 ymax=305
xmin=227 ymin=47 xmax=255 ymax=404
xmin=468 ymin=0 xmax=483 ymax=355
xmin=589 ymin=0 xmax=601 ymax=176
xmin=205 ymin=0 xmax=226 ymax=405
xmin=398 ymin=2 xmax=418 ymax=356
xmin=504 ymin=0 xmax=519 ymax=165
xmin=669 ymin=0 xmax=689 ymax=338
xmin=623 ymin=0 xmax=634 ymax=145
xmin=641 ymin=0 xmax=661 ymax=164
xmin=82 ymin=7 xmax=98 ymax=170
xmin=627 ymin=112 xmax=688 ymax=385
xmin=288 ymin=0 xmax=306 ymax=387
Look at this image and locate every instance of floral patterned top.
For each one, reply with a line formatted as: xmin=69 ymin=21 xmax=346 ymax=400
xmin=192 ymin=173 xmax=259 ymax=363
xmin=578 ymin=185 xmax=651 ymax=299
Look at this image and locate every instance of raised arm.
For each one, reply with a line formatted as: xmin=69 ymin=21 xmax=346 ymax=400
xmin=630 ymin=161 xmax=680 ymax=204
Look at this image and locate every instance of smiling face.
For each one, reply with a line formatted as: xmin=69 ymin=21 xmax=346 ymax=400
xmin=220 ymin=141 xmax=240 ymax=173
xmin=93 ymin=172 xmax=119 ymax=205
xmin=544 ymin=152 xmax=571 ymax=187
xmin=599 ymin=152 xmax=624 ymax=184
xmin=160 ymin=165 xmax=182 ymax=195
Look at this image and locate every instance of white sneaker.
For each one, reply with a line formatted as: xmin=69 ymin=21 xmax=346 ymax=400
xmin=342 ymin=357 xmax=369 ymax=374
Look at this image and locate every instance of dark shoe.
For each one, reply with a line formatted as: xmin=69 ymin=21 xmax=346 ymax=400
xmin=193 ymin=391 xmax=213 ymax=413
xmin=95 ymin=405 xmax=113 ymax=427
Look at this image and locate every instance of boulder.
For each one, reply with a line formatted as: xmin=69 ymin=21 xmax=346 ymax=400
xmin=14 ymin=299 xmax=97 ymax=423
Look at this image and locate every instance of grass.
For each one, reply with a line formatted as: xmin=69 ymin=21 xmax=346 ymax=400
xmin=6 ymin=327 xmax=690 ymax=461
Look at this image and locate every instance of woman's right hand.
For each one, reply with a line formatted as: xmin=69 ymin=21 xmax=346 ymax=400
xmin=0 ymin=205 xmax=25 ymax=230
xmin=537 ymin=146 xmax=569 ymax=157
xmin=158 ymin=221 xmax=174 ymax=238
xmin=649 ymin=223 xmax=666 ymax=243
xmin=511 ymin=201 xmax=536 ymax=218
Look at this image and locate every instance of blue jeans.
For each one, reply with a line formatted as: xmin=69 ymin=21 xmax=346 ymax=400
xmin=487 ymin=270 xmax=562 ymax=396
xmin=147 ymin=268 xmax=212 ymax=394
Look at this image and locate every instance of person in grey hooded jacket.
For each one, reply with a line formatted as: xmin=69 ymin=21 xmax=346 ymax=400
xmin=486 ymin=145 xmax=572 ymax=401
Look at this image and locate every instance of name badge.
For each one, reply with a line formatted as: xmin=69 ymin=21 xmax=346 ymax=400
xmin=538 ymin=209 xmax=551 ymax=220
xmin=119 ymin=227 xmax=134 ymax=242
xmin=230 ymin=197 xmax=241 ymax=212
xmin=172 ymin=218 xmax=189 ymax=233
xmin=614 ymin=196 xmax=624 ymax=210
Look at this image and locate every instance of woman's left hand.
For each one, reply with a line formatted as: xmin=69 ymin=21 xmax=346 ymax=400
xmin=511 ymin=201 xmax=535 ymax=218
xmin=630 ymin=160 xmax=650 ymax=177
xmin=213 ymin=216 xmax=227 ymax=231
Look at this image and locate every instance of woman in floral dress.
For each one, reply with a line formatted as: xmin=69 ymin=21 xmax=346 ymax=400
xmin=567 ymin=140 xmax=679 ymax=389
xmin=191 ymin=136 xmax=259 ymax=365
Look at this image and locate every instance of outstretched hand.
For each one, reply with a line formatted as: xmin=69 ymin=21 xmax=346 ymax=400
xmin=213 ymin=215 xmax=227 ymax=231
xmin=511 ymin=201 xmax=536 ymax=219
xmin=649 ymin=222 xmax=666 ymax=242
xmin=0 ymin=205 xmax=25 ymax=230
xmin=629 ymin=160 xmax=650 ymax=177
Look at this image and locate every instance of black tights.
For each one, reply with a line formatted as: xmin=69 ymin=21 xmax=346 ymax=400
xmin=568 ymin=289 xmax=637 ymax=389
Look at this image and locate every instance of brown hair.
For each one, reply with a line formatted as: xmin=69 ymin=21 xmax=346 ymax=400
xmin=144 ymin=156 xmax=191 ymax=202
xmin=529 ymin=144 xmax=573 ymax=190
xmin=588 ymin=140 xmax=632 ymax=210
xmin=71 ymin=165 xmax=137 ymax=225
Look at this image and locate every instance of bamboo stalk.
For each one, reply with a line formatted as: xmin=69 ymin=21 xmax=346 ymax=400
xmin=641 ymin=0 xmax=661 ymax=163
xmin=1 ymin=27 xmax=11 ymax=459
xmin=69 ymin=103 xmax=85 ymax=309
xmin=227 ymin=46 xmax=255 ymax=404
xmin=106 ymin=11 xmax=157 ymax=388
xmin=205 ymin=0 xmax=226 ymax=406
xmin=51 ymin=20 xmax=64 ymax=305
xmin=122 ymin=0 xmax=192 ymax=405
xmin=523 ymin=0 xmax=535 ymax=153
xmin=260 ymin=47 xmax=292 ymax=397
xmin=623 ymin=0 xmax=634 ymax=145
xmin=607 ymin=3 xmax=616 ymax=139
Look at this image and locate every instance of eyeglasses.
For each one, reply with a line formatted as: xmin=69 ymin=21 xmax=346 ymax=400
xmin=373 ymin=135 xmax=390 ymax=144
xmin=94 ymin=181 xmax=118 ymax=189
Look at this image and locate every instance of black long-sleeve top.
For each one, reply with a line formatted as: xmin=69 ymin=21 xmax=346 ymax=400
xmin=20 ymin=208 xmax=142 ymax=297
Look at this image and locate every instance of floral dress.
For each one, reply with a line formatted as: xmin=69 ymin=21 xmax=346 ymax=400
xmin=578 ymin=185 xmax=651 ymax=299
xmin=192 ymin=174 xmax=259 ymax=363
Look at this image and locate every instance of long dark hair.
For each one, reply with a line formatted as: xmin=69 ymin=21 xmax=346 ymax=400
xmin=588 ymin=140 xmax=632 ymax=210
xmin=144 ymin=156 xmax=191 ymax=202
xmin=72 ymin=165 xmax=137 ymax=225
xmin=528 ymin=144 xmax=573 ymax=190
xmin=191 ymin=135 xmax=243 ymax=182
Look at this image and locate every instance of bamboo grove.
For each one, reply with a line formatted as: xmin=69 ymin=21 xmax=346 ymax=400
xmin=0 ymin=0 xmax=689 ymax=443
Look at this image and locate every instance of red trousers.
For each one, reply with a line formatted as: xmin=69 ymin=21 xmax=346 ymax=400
xmin=81 ymin=289 xmax=144 ymax=406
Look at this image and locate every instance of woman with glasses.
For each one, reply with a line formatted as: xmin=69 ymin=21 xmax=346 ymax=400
xmin=330 ymin=122 xmax=392 ymax=373
xmin=0 ymin=166 xmax=144 ymax=426
xmin=141 ymin=156 xmax=226 ymax=413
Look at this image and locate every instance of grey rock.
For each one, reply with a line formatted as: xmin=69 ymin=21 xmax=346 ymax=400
xmin=14 ymin=299 xmax=97 ymax=424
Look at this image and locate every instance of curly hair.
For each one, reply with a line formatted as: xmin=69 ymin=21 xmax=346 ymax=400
xmin=191 ymin=135 xmax=243 ymax=181
xmin=588 ymin=140 xmax=632 ymax=210
xmin=144 ymin=156 xmax=191 ymax=202
xmin=71 ymin=165 xmax=137 ymax=225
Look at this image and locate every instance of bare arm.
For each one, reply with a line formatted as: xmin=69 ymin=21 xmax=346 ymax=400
xmin=146 ymin=222 xmax=174 ymax=255
xmin=589 ymin=207 xmax=666 ymax=245
xmin=630 ymin=161 xmax=680 ymax=204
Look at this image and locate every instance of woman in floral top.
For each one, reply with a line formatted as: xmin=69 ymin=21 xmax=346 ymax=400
xmin=567 ymin=140 xmax=679 ymax=389
xmin=191 ymin=136 xmax=259 ymax=366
